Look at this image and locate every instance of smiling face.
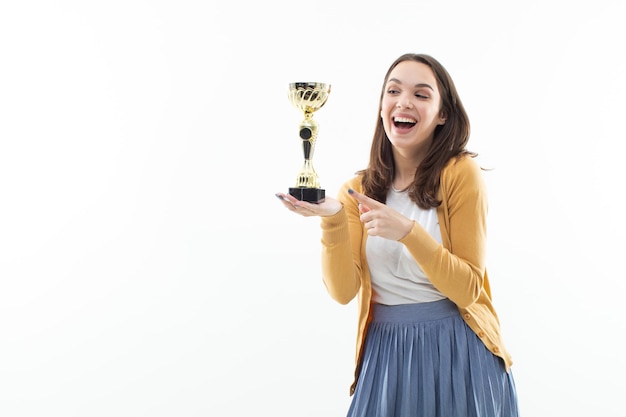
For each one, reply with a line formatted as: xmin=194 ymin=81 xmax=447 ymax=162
xmin=380 ymin=60 xmax=447 ymax=160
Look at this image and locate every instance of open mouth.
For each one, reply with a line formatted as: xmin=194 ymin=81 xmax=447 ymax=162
xmin=393 ymin=116 xmax=417 ymax=129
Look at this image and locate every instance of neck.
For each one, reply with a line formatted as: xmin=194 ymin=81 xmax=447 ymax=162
xmin=393 ymin=152 xmax=424 ymax=190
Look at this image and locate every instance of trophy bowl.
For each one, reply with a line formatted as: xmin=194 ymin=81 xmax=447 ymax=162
xmin=288 ymin=82 xmax=331 ymax=114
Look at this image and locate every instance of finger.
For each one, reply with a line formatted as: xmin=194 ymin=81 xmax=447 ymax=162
xmin=275 ymin=193 xmax=306 ymax=213
xmin=276 ymin=192 xmax=297 ymax=204
xmin=276 ymin=193 xmax=294 ymax=208
xmin=365 ymin=220 xmax=380 ymax=236
xmin=347 ymin=188 xmax=381 ymax=208
xmin=358 ymin=203 xmax=371 ymax=214
xmin=276 ymin=193 xmax=308 ymax=208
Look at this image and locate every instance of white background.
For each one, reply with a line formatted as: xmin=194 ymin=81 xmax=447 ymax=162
xmin=1 ymin=1 xmax=625 ymax=416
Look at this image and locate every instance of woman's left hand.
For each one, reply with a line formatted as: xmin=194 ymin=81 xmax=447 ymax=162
xmin=348 ymin=189 xmax=414 ymax=241
xmin=275 ymin=192 xmax=343 ymax=217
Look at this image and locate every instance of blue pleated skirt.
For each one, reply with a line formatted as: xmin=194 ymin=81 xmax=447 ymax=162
xmin=346 ymin=299 xmax=519 ymax=417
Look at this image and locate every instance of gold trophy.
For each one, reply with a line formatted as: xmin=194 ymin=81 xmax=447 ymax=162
xmin=287 ymin=82 xmax=331 ymax=203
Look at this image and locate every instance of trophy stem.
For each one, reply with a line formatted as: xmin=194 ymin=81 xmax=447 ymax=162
xmin=295 ymin=159 xmax=320 ymax=189
xmin=293 ymin=114 xmax=321 ymax=189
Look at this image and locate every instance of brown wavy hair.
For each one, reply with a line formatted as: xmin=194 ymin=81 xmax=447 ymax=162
xmin=358 ymin=53 xmax=476 ymax=209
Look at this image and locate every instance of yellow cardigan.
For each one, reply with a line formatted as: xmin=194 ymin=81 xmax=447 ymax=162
xmin=319 ymin=155 xmax=513 ymax=395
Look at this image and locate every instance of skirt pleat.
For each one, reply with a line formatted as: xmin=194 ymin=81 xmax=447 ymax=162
xmin=346 ymin=299 xmax=519 ymax=417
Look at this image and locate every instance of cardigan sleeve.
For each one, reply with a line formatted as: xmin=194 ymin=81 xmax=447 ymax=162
xmin=320 ymin=178 xmax=364 ymax=305
xmin=398 ymin=156 xmax=487 ymax=308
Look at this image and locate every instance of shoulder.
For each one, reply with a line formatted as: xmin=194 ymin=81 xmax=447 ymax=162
xmin=440 ymin=154 xmax=486 ymax=195
xmin=443 ymin=154 xmax=481 ymax=176
xmin=442 ymin=154 xmax=483 ymax=181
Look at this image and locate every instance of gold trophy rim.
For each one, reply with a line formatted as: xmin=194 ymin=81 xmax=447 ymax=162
xmin=288 ymin=82 xmax=331 ymax=113
xmin=288 ymin=81 xmax=331 ymax=90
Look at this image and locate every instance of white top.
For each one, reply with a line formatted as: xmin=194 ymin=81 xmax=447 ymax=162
xmin=366 ymin=188 xmax=446 ymax=305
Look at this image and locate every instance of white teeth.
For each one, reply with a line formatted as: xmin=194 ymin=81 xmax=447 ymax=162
xmin=394 ymin=116 xmax=416 ymax=123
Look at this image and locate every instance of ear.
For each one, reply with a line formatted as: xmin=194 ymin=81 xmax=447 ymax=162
xmin=438 ymin=111 xmax=447 ymax=125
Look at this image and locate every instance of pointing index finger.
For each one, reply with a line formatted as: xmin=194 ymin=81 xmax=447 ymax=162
xmin=348 ymin=188 xmax=377 ymax=206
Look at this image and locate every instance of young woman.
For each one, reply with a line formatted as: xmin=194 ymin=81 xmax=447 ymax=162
xmin=276 ymin=53 xmax=519 ymax=417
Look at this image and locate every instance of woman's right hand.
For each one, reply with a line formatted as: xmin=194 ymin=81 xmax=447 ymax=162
xmin=275 ymin=192 xmax=342 ymax=217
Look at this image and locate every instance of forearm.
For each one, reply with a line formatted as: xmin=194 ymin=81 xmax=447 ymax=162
xmin=399 ymin=223 xmax=484 ymax=307
xmin=320 ymin=208 xmax=361 ymax=304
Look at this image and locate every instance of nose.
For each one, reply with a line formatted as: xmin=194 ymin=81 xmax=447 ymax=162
xmin=396 ymin=97 xmax=413 ymax=109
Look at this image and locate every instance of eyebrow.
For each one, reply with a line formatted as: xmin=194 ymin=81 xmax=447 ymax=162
xmin=387 ymin=78 xmax=434 ymax=91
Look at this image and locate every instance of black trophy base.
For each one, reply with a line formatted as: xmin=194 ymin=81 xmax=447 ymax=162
xmin=289 ymin=187 xmax=325 ymax=203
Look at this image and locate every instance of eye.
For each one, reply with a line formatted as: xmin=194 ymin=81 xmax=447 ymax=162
xmin=387 ymin=88 xmax=400 ymax=95
xmin=415 ymin=93 xmax=429 ymax=99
